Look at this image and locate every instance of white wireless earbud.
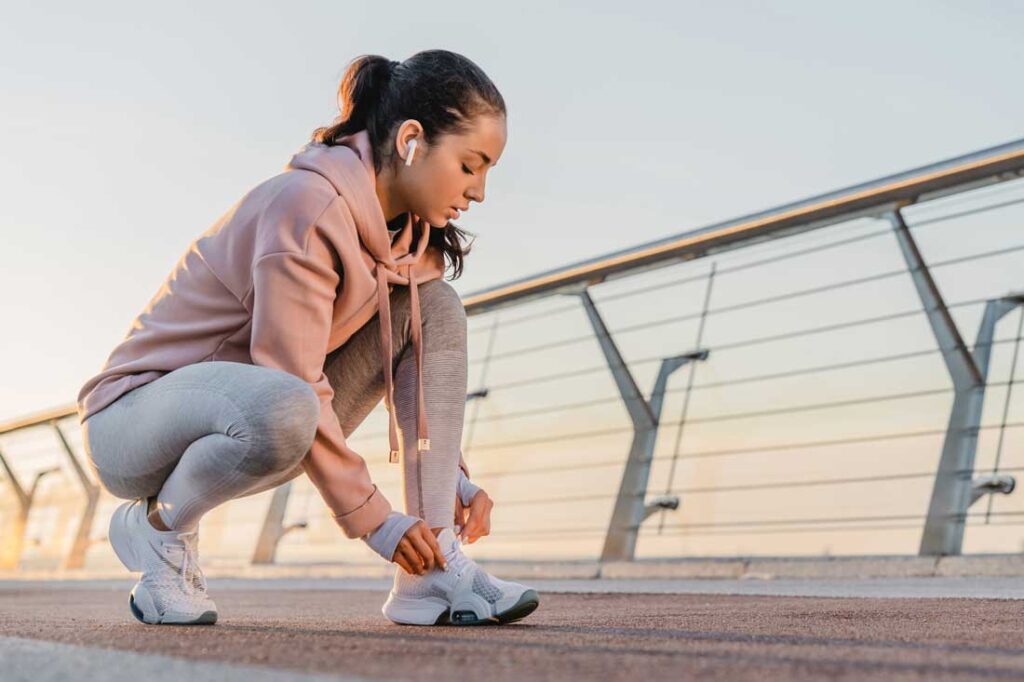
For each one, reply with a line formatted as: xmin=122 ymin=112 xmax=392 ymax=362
xmin=405 ymin=139 xmax=417 ymax=166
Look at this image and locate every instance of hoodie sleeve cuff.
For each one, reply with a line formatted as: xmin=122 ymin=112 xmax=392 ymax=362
xmin=457 ymin=467 xmax=482 ymax=507
xmin=361 ymin=511 xmax=421 ymax=562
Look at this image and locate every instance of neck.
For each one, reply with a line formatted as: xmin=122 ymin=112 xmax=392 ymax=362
xmin=374 ymin=165 xmax=408 ymax=222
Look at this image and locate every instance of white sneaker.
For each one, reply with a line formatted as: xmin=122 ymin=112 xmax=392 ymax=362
xmin=381 ymin=527 xmax=540 ymax=625
xmin=108 ymin=498 xmax=217 ymax=625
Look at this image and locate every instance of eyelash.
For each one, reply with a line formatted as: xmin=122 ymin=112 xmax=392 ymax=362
xmin=462 ymin=164 xmax=474 ymax=175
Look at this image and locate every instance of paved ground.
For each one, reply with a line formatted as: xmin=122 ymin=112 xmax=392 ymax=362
xmin=3 ymin=578 xmax=1024 ymax=681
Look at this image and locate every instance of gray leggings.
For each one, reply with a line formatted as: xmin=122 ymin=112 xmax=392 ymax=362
xmin=81 ymin=278 xmax=468 ymax=532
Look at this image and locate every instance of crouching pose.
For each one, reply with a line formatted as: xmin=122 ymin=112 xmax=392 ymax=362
xmin=78 ymin=49 xmax=539 ymax=626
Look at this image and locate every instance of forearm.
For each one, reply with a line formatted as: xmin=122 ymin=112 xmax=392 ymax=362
xmin=301 ymin=443 xmax=391 ymax=539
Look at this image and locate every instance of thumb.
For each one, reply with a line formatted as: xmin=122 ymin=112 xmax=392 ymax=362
xmin=454 ymin=496 xmax=465 ymax=531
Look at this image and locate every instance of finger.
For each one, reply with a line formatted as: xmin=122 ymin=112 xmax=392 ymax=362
xmin=406 ymin=545 xmax=427 ymax=575
xmin=465 ymin=504 xmax=492 ymax=544
xmin=463 ymin=513 xmax=482 ymax=543
xmin=422 ymin=526 xmax=447 ymax=571
xmin=480 ymin=501 xmax=493 ymax=534
xmin=398 ymin=557 xmax=415 ymax=575
xmin=460 ymin=499 xmax=475 ymax=538
xmin=399 ymin=542 xmax=425 ymax=575
xmin=462 ymin=506 xmax=477 ymax=532
xmin=393 ymin=551 xmax=412 ymax=575
xmin=470 ymin=522 xmax=491 ymax=544
xmin=453 ymin=497 xmax=464 ymax=529
xmin=478 ymin=509 xmax=493 ymax=541
xmin=466 ymin=498 xmax=486 ymax=525
xmin=408 ymin=530 xmax=436 ymax=572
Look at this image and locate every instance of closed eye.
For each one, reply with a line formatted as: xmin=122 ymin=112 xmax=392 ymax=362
xmin=462 ymin=164 xmax=474 ymax=175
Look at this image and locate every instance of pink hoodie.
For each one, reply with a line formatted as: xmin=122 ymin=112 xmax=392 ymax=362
xmin=77 ymin=129 xmax=466 ymax=539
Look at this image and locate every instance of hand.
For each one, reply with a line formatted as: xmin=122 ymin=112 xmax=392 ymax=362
xmin=454 ymin=488 xmax=493 ymax=544
xmin=392 ymin=519 xmax=447 ymax=576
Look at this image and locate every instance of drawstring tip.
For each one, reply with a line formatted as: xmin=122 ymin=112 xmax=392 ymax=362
xmin=417 ymin=438 xmax=431 ymax=452
xmin=388 ymin=449 xmax=400 ymax=464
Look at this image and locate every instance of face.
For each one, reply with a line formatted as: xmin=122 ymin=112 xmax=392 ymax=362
xmin=394 ymin=114 xmax=507 ymax=228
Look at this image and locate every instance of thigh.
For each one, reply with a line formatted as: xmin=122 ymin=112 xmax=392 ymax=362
xmin=82 ymin=360 xmax=311 ymax=499
xmin=322 ymin=278 xmax=465 ymax=435
xmin=323 ymin=286 xmax=412 ymax=438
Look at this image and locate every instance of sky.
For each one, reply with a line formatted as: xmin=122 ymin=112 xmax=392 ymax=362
xmin=2 ymin=1 xmax=1024 ymax=561
xmin=1 ymin=0 xmax=1022 ymax=419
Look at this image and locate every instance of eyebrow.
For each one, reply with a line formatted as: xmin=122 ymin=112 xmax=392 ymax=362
xmin=470 ymin=149 xmax=494 ymax=166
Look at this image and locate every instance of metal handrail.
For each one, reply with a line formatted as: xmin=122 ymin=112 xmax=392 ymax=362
xmin=462 ymin=138 xmax=1024 ymax=314
xmin=4 ymin=138 xmax=1024 ymax=436
xmin=0 ymin=405 xmax=77 ymax=436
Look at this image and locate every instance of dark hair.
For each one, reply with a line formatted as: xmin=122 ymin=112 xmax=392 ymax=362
xmin=311 ymin=49 xmax=506 ymax=280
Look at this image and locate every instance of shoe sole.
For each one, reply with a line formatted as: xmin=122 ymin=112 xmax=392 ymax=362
xmin=448 ymin=589 xmax=541 ymax=626
xmin=129 ymin=593 xmax=218 ymax=626
xmin=382 ymin=594 xmax=451 ymax=626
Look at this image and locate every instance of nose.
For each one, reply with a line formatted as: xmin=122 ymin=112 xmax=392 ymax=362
xmin=467 ymin=180 xmax=485 ymax=204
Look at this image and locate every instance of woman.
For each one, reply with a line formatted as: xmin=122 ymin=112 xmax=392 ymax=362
xmin=77 ymin=49 xmax=539 ymax=627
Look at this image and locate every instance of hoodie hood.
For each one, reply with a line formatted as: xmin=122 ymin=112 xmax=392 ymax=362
xmin=286 ymin=132 xmax=395 ymax=265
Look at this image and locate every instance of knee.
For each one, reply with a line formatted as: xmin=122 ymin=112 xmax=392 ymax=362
xmin=237 ymin=373 xmax=320 ymax=475
xmin=419 ymin=279 xmax=467 ymax=339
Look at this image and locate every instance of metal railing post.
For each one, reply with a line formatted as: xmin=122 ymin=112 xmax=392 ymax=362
xmin=52 ymin=421 xmax=101 ymax=569
xmin=251 ymin=481 xmax=307 ymax=565
xmin=563 ymin=286 xmax=707 ymax=561
xmin=0 ymin=445 xmax=59 ymax=569
xmin=890 ymin=208 xmax=1022 ymax=555
xmin=0 ymin=446 xmax=30 ymax=569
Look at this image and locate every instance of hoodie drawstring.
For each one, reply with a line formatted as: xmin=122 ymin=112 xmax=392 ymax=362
xmin=376 ymin=263 xmax=430 ymax=464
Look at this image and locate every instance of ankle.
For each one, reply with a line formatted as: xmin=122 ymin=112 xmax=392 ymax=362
xmin=145 ymin=498 xmax=171 ymax=532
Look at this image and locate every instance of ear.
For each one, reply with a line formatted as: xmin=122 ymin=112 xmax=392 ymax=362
xmin=395 ymin=119 xmax=425 ymax=163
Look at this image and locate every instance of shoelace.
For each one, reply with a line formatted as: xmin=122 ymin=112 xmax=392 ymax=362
xmin=443 ymin=535 xmax=473 ymax=579
xmin=171 ymin=530 xmax=207 ymax=595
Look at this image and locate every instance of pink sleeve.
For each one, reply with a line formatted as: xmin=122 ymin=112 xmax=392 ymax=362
xmin=249 ymin=237 xmax=391 ymax=539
